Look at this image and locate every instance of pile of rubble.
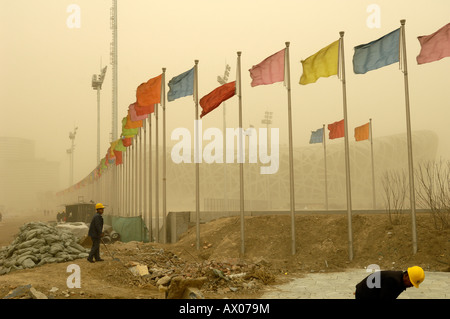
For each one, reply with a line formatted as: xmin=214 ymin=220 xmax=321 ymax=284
xmin=179 ymin=259 xmax=276 ymax=296
xmin=104 ymin=243 xmax=275 ymax=297
xmin=0 ymin=222 xmax=89 ymax=275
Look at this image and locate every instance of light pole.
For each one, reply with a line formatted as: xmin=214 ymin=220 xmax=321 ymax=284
xmin=67 ymin=127 xmax=78 ymax=186
xmin=110 ymin=0 xmax=118 ymax=141
xmin=217 ymin=64 xmax=231 ymax=213
xmin=92 ymin=66 xmax=107 ymax=164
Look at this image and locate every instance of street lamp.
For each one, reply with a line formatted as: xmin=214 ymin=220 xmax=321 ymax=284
xmin=68 ymin=127 xmax=78 ymax=186
xmin=92 ymin=66 xmax=107 ymax=164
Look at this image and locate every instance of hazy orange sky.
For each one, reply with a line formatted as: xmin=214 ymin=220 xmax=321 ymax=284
xmin=1 ymin=0 xmax=450 ymax=189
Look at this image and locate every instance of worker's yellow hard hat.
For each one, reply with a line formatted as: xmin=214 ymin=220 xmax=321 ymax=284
xmin=95 ymin=203 xmax=105 ymax=210
xmin=407 ymin=266 xmax=425 ymax=288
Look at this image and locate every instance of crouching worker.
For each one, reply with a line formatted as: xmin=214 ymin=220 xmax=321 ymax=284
xmin=355 ymin=266 xmax=425 ymax=300
xmin=87 ymin=203 xmax=105 ymax=263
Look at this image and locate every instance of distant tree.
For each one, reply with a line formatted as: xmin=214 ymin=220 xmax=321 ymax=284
xmin=415 ymin=159 xmax=450 ymax=230
xmin=382 ymin=169 xmax=408 ymax=225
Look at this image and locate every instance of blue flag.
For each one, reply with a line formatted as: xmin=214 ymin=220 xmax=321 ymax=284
xmin=353 ymin=28 xmax=400 ymax=74
xmin=167 ymin=67 xmax=194 ymax=102
xmin=309 ymin=128 xmax=323 ymax=144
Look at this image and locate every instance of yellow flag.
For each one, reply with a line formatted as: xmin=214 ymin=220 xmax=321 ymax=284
xmin=124 ymin=114 xmax=143 ymax=129
xmin=300 ymin=40 xmax=339 ymax=85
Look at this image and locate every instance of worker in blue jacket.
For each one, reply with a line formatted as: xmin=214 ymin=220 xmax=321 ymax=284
xmin=87 ymin=203 xmax=105 ymax=263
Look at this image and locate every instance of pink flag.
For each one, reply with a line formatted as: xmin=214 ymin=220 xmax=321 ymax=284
xmin=249 ymin=49 xmax=285 ymax=87
xmin=417 ymin=23 xmax=450 ymax=65
xmin=128 ymin=103 xmax=148 ymax=122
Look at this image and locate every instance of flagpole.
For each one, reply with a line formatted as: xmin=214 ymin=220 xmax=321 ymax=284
xmin=400 ymin=19 xmax=418 ymax=254
xmin=285 ymin=42 xmax=296 ymax=255
xmin=133 ymin=134 xmax=138 ymax=216
xmin=134 ymin=133 xmax=138 ymax=216
xmin=369 ymin=118 xmax=376 ymax=209
xmin=126 ymin=143 xmax=130 ymax=216
xmin=143 ymin=118 xmax=147 ymax=232
xmin=339 ymin=31 xmax=354 ymax=261
xmin=128 ymin=143 xmax=131 ymax=216
xmin=155 ymin=99 xmax=160 ymax=242
xmin=119 ymin=157 xmax=122 ymax=215
xmin=237 ymin=51 xmax=245 ymax=256
xmin=148 ymin=114 xmax=153 ymax=241
xmin=194 ymin=60 xmax=200 ymax=250
xmin=322 ymin=124 xmax=328 ymax=210
xmin=139 ymin=127 xmax=143 ymax=218
xmin=162 ymin=67 xmax=167 ymax=244
xmin=138 ymin=128 xmax=142 ymax=239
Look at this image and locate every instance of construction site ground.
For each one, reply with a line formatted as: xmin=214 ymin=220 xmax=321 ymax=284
xmin=0 ymin=211 xmax=449 ymax=299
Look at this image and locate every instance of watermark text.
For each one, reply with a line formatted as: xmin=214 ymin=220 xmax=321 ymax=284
xmin=171 ymin=120 xmax=279 ymax=175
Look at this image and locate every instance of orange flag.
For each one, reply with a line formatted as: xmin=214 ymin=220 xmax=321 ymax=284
xmin=200 ymin=81 xmax=236 ymax=118
xmin=125 ymin=114 xmax=143 ymax=129
xmin=134 ymin=102 xmax=155 ymax=116
xmin=136 ymin=74 xmax=162 ymax=107
xmin=328 ymin=119 xmax=345 ymax=139
xmin=354 ymin=122 xmax=370 ymax=141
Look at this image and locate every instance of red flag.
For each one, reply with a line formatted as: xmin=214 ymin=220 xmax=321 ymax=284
xmin=354 ymin=122 xmax=370 ymax=141
xmin=136 ymin=74 xmax=162 ymax=106
xmin=129 ymin=103 xmax=149 ymax=121
xmin=122 ymin=137 xmax=132 ymax=147
xmin=200 ymin=81 xmax=236 ymax=118
xmin=113 ymin=150 xmax=123 ymax=165
xmin=328 ymin=119 xmax=345 ymax=139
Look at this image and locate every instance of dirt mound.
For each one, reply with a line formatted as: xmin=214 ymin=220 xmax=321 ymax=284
xmin=171 ymin=213 xmax=450 ymax=274
xmin=0 ymin=212 xmax=448 ymax=299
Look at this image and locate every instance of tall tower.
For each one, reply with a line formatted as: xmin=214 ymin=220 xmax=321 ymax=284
xmin=92 ymin=66 xmax=107 ymax=164
xmin=110 ymin=0 xmax=118 ymax=141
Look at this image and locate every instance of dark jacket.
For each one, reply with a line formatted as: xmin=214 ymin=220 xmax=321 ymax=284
xmin=355 ymin=270 xmax=407 ymax=300
xmin=88 ymin=212 xmax=104 ymax=238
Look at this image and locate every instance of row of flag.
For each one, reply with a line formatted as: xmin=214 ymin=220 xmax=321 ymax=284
xmin=61 ymin=21 xmax=450 ymax=194
xmin=309 ymin=120 xmax=370 ymax=144
xmin=130 ymin=21 xmax=450 ymax=123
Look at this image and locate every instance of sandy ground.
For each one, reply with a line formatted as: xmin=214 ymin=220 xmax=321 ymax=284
xmin=0 ymin=210 xmax=449 ymax=299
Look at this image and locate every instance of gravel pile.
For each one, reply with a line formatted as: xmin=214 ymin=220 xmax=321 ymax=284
xmin=0 ymin=222 xmax=89 ymax=275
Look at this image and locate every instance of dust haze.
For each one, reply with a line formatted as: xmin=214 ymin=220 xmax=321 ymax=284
xmin=1 ymin=1 xmax=450 ymax=217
